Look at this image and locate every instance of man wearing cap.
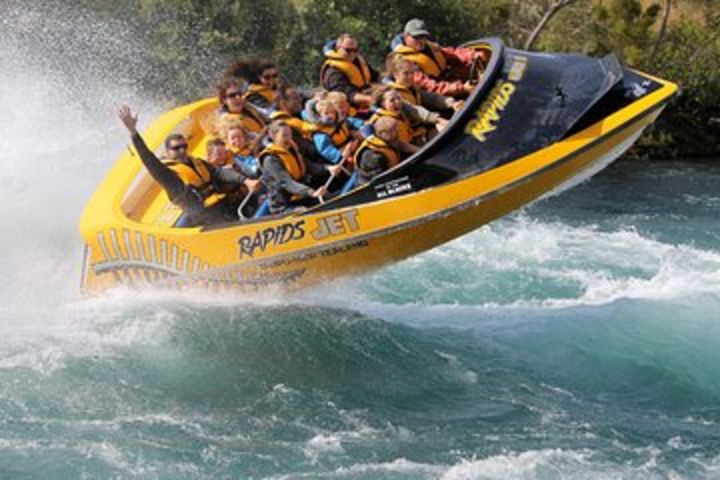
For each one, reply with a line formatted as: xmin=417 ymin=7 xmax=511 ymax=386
xmin=390 ymin=18 xmax=489 ymax=98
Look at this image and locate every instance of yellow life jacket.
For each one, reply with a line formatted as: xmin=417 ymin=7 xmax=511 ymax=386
xmin=163 ymin=157 xmax=225 ymax=207
xmin=260 ymin=143 xmax=306 ymax=181
xmin=310 ymin=121 xmax=351 ymax=147
xmin=228 ymin=145 xmax=252 ymax=158
xmin=218 ymin=107 xmax=266 ymax=134
xmin=353 ymin=135 xmax=401 ymax=171
xmin=244 ymin=84 xmax=277 ymax=105
xmin=369 ymin=109 xmax=413 ymax=144
xmin=320 ymin=50 xmax=372 ymax=89
xmin=392 ymin=41 xmax=447 ymax=79
xmin=388 ymin=81 xmax=422 ymax=106
xmin=270 ymin=111 xmax=311 ymax=138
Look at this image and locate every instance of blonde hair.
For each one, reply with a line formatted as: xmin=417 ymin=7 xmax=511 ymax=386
xmin=387 ymin=54 xmax=417 ymax=76
xmin=315 ymin=99 xmax=336 ymax=115
xmin=326 ymin=91 xmax=348 ymax=105
xmin=219 ymin=119 xmax=247 ymax=139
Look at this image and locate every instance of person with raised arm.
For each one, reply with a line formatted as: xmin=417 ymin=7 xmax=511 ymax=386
xmin=118 ymin=105 xmax=245 ymax=226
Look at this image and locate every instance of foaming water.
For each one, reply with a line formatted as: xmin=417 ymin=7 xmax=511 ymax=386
xmin=2 ymin=3 xmax=720 ymax=478
xmin=0 ymin=2 xmax=161 ymax=309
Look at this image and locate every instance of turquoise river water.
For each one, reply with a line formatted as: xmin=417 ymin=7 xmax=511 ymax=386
xmin=1 ymin=3 xmax=719 ymax=479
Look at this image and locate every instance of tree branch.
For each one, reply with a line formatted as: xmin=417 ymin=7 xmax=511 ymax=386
xmin=650 ymin=0 xmax=672 ymax=62
xmin=524 ymin=0 xmax=577 ymax=51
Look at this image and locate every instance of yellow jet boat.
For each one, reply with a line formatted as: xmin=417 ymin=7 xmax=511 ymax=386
xmin=79 ymin=39 xmax=677 ymax=293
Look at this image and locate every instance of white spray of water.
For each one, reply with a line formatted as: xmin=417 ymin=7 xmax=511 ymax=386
xmin=1 ymin=1 xmax=718 ymax=348
xmin=0 ymin=2 xmax=163 ymax=310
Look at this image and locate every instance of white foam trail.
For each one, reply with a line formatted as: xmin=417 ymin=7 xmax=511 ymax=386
xmin=315 ymin=214 xmax=720 ymax=310
xmin=269 ymin=447 xmax=688 ymax=479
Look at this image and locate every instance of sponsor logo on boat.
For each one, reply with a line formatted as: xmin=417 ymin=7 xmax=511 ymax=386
xmin=311 ymin=210 xmax=360 ymax=240
xmin=374 ymin=176 xmax=413 ymax=199
xmin=465 ymin=81 xmax=516 ymax=142
xmin=238 ymin=220 xmax=306 ymax=258
xmin=507 ymin=55 xmax=528 ymax=83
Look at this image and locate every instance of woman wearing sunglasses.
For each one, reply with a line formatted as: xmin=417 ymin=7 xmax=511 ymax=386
xmin=244 ymin=60 xmax=281 ymax=111
xmin=216 ymin=77 xmax=268 ymax=135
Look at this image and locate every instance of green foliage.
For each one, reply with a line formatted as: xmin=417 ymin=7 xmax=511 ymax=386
xmin=106 ymin=0 xmax=510 ymax=100
xmin=80 ymin=0 xmax=719 ymax=158
xmin=591 ymin=0 xmax=661 ymax=66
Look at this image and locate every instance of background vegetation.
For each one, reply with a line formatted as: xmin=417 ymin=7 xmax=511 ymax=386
xmin=83 ymin=0 xmax=718 ymax=159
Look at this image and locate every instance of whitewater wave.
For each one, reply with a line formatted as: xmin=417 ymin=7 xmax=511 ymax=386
xmin=328 ymin=214 xmax=720 ymax=309
xmin=267 ymin=446 xmax=719 ymax=479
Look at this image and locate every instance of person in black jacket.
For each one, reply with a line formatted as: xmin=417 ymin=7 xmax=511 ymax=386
xmin=260 ymin=121 xmax=342 ymax=214
xmin=320 ymin=33 xmax=379 ymax=110
xmin=118 ymin=105 xmax=246 ymax=227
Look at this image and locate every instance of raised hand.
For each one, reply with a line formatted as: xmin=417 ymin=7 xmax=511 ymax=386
xmin=117 ymin=105 xmax=138 ymax=135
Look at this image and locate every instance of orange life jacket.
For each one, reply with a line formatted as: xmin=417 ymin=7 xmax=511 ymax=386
xmin=353 ymin=135 xmax=401 ymax=172
xmin=388 ymin=81 xmax=422 ymax=106
xmin=244 ymin=84 xmax=277 ymax=105
xmin=228 ymin=145 xmax=252 ymax=158
xmin=163 ymin=157 xmax=225 ymax=207
xmin=269 ymin=111 xmax=311 ymax=138
xmin=218 ymin=106 xmax=266 ymax=134
xmin=309 ymin=120 xmax=351 ymax=147
xmin=369 ymin=109 xmax=413 ymax=144
xmin=320 ymin=49 xmax=373 ymax=89
xmin=392 ymin=41 xmax=447 ymax=79
xmin=260 ymin=143 xmax=306 ymax=181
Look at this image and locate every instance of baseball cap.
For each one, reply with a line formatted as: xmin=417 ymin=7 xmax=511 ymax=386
xmin=404 ymin=18 xmax=430 ymax=37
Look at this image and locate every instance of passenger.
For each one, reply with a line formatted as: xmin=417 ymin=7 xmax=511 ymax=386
xmin=206 ymin=137 xmax=232 ymax=167
xmin=206 ymin=137 xmax=262 ymax=214
xmin=306 ymin=99 xmax=361 ymax=165
xmin=386 ymin=55 xmax=462 ymax=112
xmin=216 ymin=78 xmax=268 ymax=135
xmin=353 ymin=117 xmax=404 ymax=185
xmin=370 ymin=87 xmax=444 ymax=146
xmin=269 ymin=85 xmax=319 ymax=161
xmin=390 ymin=18 xmax=489 ymax=98
xmin=260 ymin=121 xmax=342 ymax=214
xmin=369 ymin=89 xmax=414 ymax=144
xmin=118 ymin=105 xmax=245 ymax=226
xmin=223 ymin=122 xmax=261 ymax=178
xmin=326 ymin=91 xmax=365 ymax=130
xmin=244 ymin=60 xmax=280 ymax=111
xmin=320 ymin=33 xmax=379 ymax=109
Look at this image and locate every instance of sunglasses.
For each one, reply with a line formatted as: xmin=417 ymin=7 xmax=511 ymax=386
xmin=225 ymin=90 xmax=245 ymax=99
xmin=262 ymin=73 xmax=279 ymax=80
xmin=168 ymin=144 xmax=188 ymax=151
xmin=342 ymin=47 xmax=359 ymax=53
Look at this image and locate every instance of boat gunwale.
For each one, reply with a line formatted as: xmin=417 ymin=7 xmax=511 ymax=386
xmin=193 ymin=87 xmax=674 ymax=273
xmin=80 ymin=43 xmax=678 ymax=243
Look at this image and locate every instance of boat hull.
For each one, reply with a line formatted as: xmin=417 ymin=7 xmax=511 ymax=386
xmin=80 ymin=102 xmax=666 ymax=293
xmin=79 ymin=38 xmax=678 ymax=294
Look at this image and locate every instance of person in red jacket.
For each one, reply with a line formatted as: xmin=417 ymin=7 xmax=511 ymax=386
xmin=390 ymin=18 xmax=489 ymax=98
